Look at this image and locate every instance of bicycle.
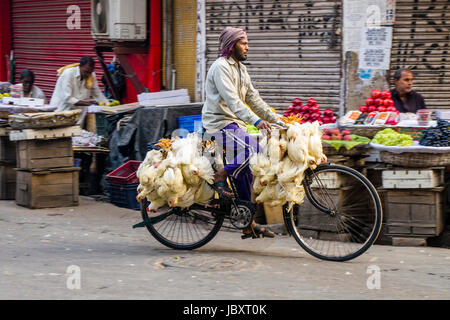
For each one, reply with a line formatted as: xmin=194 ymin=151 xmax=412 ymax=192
xmin=133 ymin=146 xmax=383 ymax=262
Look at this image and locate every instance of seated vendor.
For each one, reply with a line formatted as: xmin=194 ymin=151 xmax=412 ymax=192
xmin=390 ymin=69 xmax=426 ymax=113
xmin=50 ymin=56 xmax=108 ymax=112
xmin=18 ymin=69 xmax=46 ymax=102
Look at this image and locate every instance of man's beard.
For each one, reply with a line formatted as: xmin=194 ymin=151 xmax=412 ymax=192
xmin=235 ymin=51 xmax=247 ymax=61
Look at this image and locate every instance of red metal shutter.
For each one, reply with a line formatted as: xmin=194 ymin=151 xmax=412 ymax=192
xmin=12 ymin=0 xmax=113 ymax=100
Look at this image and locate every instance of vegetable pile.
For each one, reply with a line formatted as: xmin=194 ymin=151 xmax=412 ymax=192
xmin=372 ymin=128 xmax=413 ymax=146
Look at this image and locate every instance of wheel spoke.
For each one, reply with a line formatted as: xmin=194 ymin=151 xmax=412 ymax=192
xmin=293 ymin=165 xmax=381 ymax=261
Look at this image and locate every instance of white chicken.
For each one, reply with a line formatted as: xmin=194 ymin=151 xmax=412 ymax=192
xmin=250 ymin=120 xmax=326 ymax=210
xmin=136 ymin=133 xmax=216 ymax=211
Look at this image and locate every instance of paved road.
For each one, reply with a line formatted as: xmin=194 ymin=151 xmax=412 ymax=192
xmin=1 ymin=196 xmax=449 ymax=300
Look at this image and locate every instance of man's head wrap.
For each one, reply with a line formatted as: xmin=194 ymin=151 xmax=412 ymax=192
xmin=219 ymin=27 xmax=247 ymax=59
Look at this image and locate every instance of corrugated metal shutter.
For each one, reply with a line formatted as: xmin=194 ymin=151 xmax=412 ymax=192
xmin=205 ymin=0 xmax=342 ymax=112
xmin=390 ymin=0 xmax=450 ymax=110
xmin=173 ymin=0 xmax=197 ymax=101
xmin=12 ymin=0 xmax=113 ymax=99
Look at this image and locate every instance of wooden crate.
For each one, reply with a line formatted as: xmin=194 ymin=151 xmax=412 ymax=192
xmin=0 ymin=163 xmax=16 ymax=200
xmin=9 ymin=125 xmax=81 ymax=141
xmin=15 ymin=167 xmax=79 ymax=209
xmin=382 ymin=168 xmax=444 ymax=189
xmin=380 ymin=186 xmax=447 ymax=237
xmin=16 ymin=138 xmax=73 ymax=170
xmin=0 ymin=136 xmax=16 ymax=163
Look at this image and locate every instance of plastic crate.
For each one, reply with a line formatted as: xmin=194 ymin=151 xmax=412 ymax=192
xmin=106 ymin=160 xmax=142 ymax=184
xmin=95 ymin=113 xmax=109 ymax=137
xmin=178 ymin=114 xmax=202 ymax=133
xmin=107 ymin=181 xmax=140 ymax=210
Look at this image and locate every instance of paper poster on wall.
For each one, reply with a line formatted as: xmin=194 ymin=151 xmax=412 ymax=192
xmin=358 ymin=26 xmax=392 ymax=70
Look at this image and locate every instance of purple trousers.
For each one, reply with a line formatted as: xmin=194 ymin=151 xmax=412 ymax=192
xmin=208 ymin=123 xmax=261 ymax=202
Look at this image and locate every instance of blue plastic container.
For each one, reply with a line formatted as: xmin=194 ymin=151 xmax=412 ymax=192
xmin=178 ymin=114 xmax=202 ymax=133
xmin=107 ymin=181 xmax=140 ymax=210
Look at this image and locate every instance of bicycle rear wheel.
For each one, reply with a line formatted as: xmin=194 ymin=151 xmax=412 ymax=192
xmin=141 ymin=199 xmax=224 ymax=250
xmin=284 ymin=164 xmax=382 ymax=262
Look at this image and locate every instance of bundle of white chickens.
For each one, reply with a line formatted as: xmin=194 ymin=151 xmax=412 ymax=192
xmin=136 ymin=133 xmax=216 ymax=212
xmin=250 ymin=121 xmax=327 ymax=211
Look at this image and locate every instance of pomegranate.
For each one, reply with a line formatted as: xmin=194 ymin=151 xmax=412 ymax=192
xmin=307 ymin=98 xmax=317 ymax=106
xmin=359 ymin=105 xmax=368 ymax=113
xmin=365 ymin=98 xmax=374 ymax=106
xmin=292 ymin=98 xmax=303 ymax=106
xmin=374 ymin=98 xmax=383 ymax=106
xmin=383 ymin=98 xmax=394 ymax=107
xmin=386 ymin=106 xmax=397 ymax=112
xmin=381 ymin=90 xmax=391 ymax=99
xmin=371 ymin=90 xmax=381 ymax=99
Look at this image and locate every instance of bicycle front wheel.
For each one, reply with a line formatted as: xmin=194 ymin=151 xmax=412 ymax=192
xmin=284 ymin=164 xmax=382 ymax=262
xmin=141 ymin=200 xmax=224 ymax=250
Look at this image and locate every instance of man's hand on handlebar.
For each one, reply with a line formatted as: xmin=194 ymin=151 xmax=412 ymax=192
xmin=256 ymin=120 xmax=272 ymax=132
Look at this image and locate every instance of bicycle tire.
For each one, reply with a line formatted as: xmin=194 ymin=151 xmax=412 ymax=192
xmin=141 ymin=199 xmax=224 ymax=250
xmin=284 ymin=164 xmax=382 ymax=262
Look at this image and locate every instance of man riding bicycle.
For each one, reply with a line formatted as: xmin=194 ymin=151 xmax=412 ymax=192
xmin=202 ymin=26 xmax=285 ymax=239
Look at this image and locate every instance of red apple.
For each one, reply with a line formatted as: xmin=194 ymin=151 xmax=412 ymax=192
xmin=381 ymin=90 xmax=392 ymax=99
xmin=368 ymin=106 xmax=377 ymax=112
xmin=330 ymin=116 xmax=337 ymax=123
xmin=343 ymin=135 xmax=353 ymax=141
xmin=331 ymin=128 xmax=340 ymax=136
xmin=341 ymin=130 xmax=351 ymax=136
xmin=383 ymin=98 xmax=394 ymax=107
xmin=294 ymin=105 xmax=302 ymax=113
xmin=283 ymin=112 xmax=290 ymax=117
xmin=359 ymin=105 xmax=368 ymax=113
xmin=322 ymin=117 xmax=331 ymax=124
xmin=289 ymin=112 xmax=296 ymax=116
xmin=377 ymin=106 xmax=386 ymax=112
xmin=287 ymin=105 xmax=295 ymax=112
xmin=365 ymin=98 xmax=375 ymax=106
xmin=371 ymin=90 xmax=381 ymax=99
xmin=292 ymin=98 xmax=302 ymax=106
xmin=301 ymin=105 xmax=309 ymax=113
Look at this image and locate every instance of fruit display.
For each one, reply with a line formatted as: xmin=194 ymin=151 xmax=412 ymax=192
xmin=99 ymin=100 xmax=120 ymax=107
xmin=359 ymin=90 xmax=397 ymax=115
xmin=283 ymin=97 xmax=336 ymax=125
xmin=419 ymin=119 xmax=450 ymax=147
xmin=372 ymin=128 xmax=413 ymax=146
xmin=322 ymin=128 xmax=353 ymax=141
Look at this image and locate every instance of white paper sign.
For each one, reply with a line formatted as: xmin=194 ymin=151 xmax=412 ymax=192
xmin=358 ymin=27 xmax=392 ymax=70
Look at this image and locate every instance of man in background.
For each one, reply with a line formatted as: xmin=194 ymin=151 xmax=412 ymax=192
xmin=390 ymin=69 xmax=426 ymax=113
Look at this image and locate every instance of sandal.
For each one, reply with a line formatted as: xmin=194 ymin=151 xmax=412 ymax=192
xmin=212 ymin=180 xmax=235 ymax=199
xmin=241 ymin=224 xmax=275 ymax=239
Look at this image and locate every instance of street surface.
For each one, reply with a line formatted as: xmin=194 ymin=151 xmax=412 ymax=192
xmin=0 ymin=196 xmax=449 ymax=300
